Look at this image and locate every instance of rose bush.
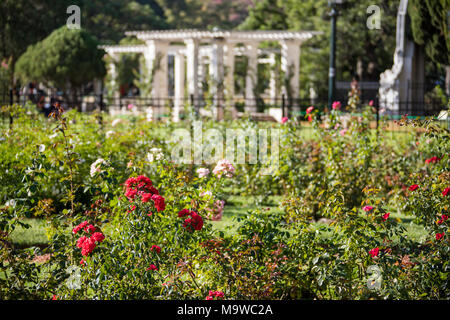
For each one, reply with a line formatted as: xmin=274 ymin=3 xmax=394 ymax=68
xmin=0 ymin=102 xmax=448 ymax=300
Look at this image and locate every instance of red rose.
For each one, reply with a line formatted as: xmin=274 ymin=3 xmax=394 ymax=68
xmin=437 ymin=214 xmax=448 ymax=225
xmin=146 ymin=264 xmax=158 ymax=271
xmin=183 ymin=217 xmax=193 ymax=229
xmin=84 ymin=224 xmax=96 ymax=234
xmin=124 ymin=188 xmax=137 ymax=201
xmin=206 ymin=290 xmax=224 ymax=300
xmin=73 ymin=221 xmax=89 ymax=234
xmin=124 ymin=175 xmax=155 ymax=201
xmin=91 ymin=232 xmax=105 ymax=243
xmin=442 ymin=187 xmax=450 ymax=197
xmin=76 ymin=236 xmax=89 ymax=249
xmin=149 ymin=186 xmax=159 ymax=195
xmin=362 ymin=205 xmax=374 ymax=212
xmin=141 ymin=193 xmax=152 ymax=203
xmin=382 ymin=212 xmax=390 ymax=221
xmin=180 ymin=210 xmax=204 ymax=231
xmin=151 ymin=194 xmax=166 ymax=212
xmin=151 ymin=245 xmax=161 ymax=254
xmin=190 ymin=212 xmax=204 ymax=231
xmin=178 ymin=209 xmax=191 ymax=217
xmin=408 ymin=184 xmax=419 ymax=191
xmin=425 ymin=156 xmax=441 ymax=164
xmin=435 ymin=232 xmax=444 ymax=241
xmin=81 ymin=238 xmax=96 ymax=256
xmin=368 ymin=247 xmax=379 ymax=258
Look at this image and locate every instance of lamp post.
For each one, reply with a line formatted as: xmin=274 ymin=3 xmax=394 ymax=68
xmin=328 ymin=0 xmax=344 ymax=110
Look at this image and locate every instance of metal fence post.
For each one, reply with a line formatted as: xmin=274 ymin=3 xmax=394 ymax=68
xmin=281 ymin=94 xmax=286 ymax=118
xmin=98 ymin=93 xmax=104 ymax=126
xmin=190 ymin=94 xmax=198 ymax=117
xmin=376 ymin=98 xmax=379 ymax=131
xmin=9 ymin=88 xmax=13 ymax=127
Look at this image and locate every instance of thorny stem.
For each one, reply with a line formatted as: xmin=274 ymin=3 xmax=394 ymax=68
xmin=50 ymin=105 xmax=76 ymax=263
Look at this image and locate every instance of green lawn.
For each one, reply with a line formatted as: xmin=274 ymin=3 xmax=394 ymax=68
xmin=9 ymin=218 xmax=49 ymax=248
xmin=9 ymin=195 xmax=428 ymax=248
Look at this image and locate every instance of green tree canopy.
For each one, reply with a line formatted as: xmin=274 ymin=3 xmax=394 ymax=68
xmin=15 ymin=26 xmax=106 ymax=108
xmin=240 ymin=0 xmax=400 ymax=99
xmin=0 ymin=0 xmax=73 ymax=85
xmin=155 ymin=0 xmax=251 ymax=29
xmin=409 ymin=0 xmax=449 ymax=66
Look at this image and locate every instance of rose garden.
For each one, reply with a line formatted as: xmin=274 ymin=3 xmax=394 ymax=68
xmin=0 ymin=100 xmax=448 ymax=300
xmin=0 ymin=0 xmax=449 ymax=300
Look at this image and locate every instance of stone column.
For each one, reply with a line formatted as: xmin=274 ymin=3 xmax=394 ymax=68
xmin=269 ymin=52 xmax=277 ymax=105
xmin=107 ymin=53 xmax=120 ymax=109
xmin=108 ymin=53 xmax=118 ymax=93
xmin=225 ymin=43 xmax=235 ymax=100
xmin=198 ymin=58 xmax=204 ymax=95
xmin=173 ymin=52 xmax=185 ymax=122
xmin=281 ymin=40 xmax=301 ymax=113
xmin=209 ymin=38 xmax=225 ymax=120
xmin=185 ymin=39 xmax=199 ymax=112
xmin=144 ymin=40 xmax=169 ymax=107
xmin=245 ymin=41 xmax=259 ymax=113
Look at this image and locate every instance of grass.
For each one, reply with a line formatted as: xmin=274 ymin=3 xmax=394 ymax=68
xmin=9 ymin=218 xmax=49 ymax=248
xmin=210 ymin=195 xmax=283 ymax=234
xmin=9 ymin=195 xmax=428 ymax=248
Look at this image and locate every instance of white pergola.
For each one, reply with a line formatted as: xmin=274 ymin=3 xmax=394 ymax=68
xmin=101 ymin=29 xmax=322 ymax=121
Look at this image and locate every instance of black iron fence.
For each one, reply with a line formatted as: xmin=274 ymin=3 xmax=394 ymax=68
xmin=1 ymin=89 xmax=448 ymax=130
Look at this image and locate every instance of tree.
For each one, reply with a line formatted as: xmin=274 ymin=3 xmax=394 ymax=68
xmin=239 ymin=0 xmax=289 ymax=30
xmin=0 ymin=0 xmax=73 ymax=86
xmin=0 ymin=0 xmax=169 ymax=86
xmin=409 ymin=0 xmax=450 ymax=94
xmin=76 ymin=0 xmax=169 ymax=44
xmin=155 ymin=0 xmax=251 ymax=29
xmin=15 ymin=26 xmax=106 ymax=110
xmin=239 ymin=0 xmax=400 ymax=100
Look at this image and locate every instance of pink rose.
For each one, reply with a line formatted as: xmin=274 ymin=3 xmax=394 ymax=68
xmin=332 ymin=101 xmax=341 ymax=110
xmin=196 ymin=168 xmax=210 ymax=178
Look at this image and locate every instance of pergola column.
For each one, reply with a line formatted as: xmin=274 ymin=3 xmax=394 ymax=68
xmin=269 ymin=52 xmax=277 ymax=105
xmin=185 ymin=39 xmax=199 ymax=111
xmin=173 ymin=52 xmax=185 ymax=122
xmin=108 ymin=53 xmax=119 ymax=96
xmin=209 ymin=38 xmax=225 ymax=120
xmin=245 ymin=41 xmax=259 ymax=113
xmin=144 ymin=40 xmax=169 ymax=108
xmin=107 ymin=53 xmax=120 ymax=110
xmin=281 ymin=40 xmax=301 ymax=113
xmin=225 ymin=43 xmax=235 ymax=101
